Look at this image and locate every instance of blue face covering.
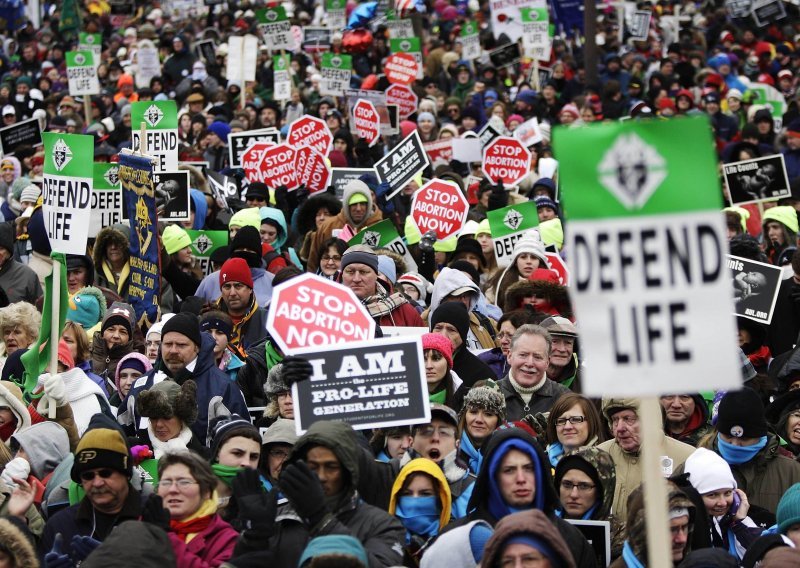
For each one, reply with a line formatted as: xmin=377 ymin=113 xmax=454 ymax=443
xmin=395 ymin=496 xmax=440 ymax=539
xmin=717 ymin=434 xmax=768 ymax=465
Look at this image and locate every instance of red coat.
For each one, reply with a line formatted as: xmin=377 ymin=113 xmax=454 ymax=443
xmin=378 ymin=302 xmax=425 ymax=328
xmin=168 ymin=514 xmax=238 ymax=568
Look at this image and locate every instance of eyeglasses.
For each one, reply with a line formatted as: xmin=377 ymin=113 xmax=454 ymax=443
xmin=415 ymin=426 xmax=456 ymax=438
xmin=80 ymin=468 xmax=115 ymax=482
xmin=555 ymin=416 xmax=585 ymax=427
xmin=158 ymin=478 xmax=199 ymax=489
xmin=268 ymin=448 xmax=290 ymax=459
xmin=611 ymin=414 xmax=638 ymax=426
xmin=321 ymin=255 xmax=342 ymax=263
xmin=497 ymin=332 xmax=514 ymax=340
xmin=561 ymin=480 xmax=595 ymax=493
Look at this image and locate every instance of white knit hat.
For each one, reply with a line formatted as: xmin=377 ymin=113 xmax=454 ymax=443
xmin=684 ymin=447 xmax=737 ymax=495
xmin=20 ymin=184 xmax=41 ymax=204
xmin=397 ymin=272 xmax=432 ymax=299
xmin=511 ymin=229 xmax=549 ymax=267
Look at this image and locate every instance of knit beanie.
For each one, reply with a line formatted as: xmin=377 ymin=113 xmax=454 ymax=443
xmin=430 ymin=302 xmax=470 ymax=345
xmin=554 ymin=453 xmax=602 ymax=493
xmin=684 ymin=447 xmax=737 ymax=495
xmin=341 ymin=244 xmax=379 ymax=273
xmin=453 ymin=238 xmax=486 ymax=268
xmin=460 ymin=379 xmax=506 ymax=421
xmin=512 ymin=230 xmax=548 ymax=267
xmin=376 ymin=255 xmax=396 ymax=283
xmin=762 ymin=205 xmax=799 ymax=234
xmin=539 ymin=218 xmax=564 ymax=250
xmin=777 ymin=483 xmax=800 ymax=533
xmin=115 ymin=352 xmax=153 ymax=393
xmin=208 ymin=120 xmax=232 ymax=140
xmin=229 ymin=225 xmax=263 ymax=268
xmin=417 ymin=111 xmax=436 ymax=124
xmin=717 ymin=388 xmax=768 ymax=439
xmin=161 ymin=312 xmax=202 ymax=347
xmin=71 ymin=414 xmax=131 ymax=482
xmin=220 ymin=257 xmax=254 ymax=288
xmin=162 ymin=224 xmax=192 ymax=255
xmin=422 ymin=332 xmax=454 ymax=369
xmin=19 ymin=184 xmax=40 ymax=204
xmin=101 ymin=301 xmax=135 ymax=336
xmin=534 ymin=195 xmax=558 ymax=214
xmin=299 ymin=535 xmax=369 ymax=568
xmin=229 ymin=207 xmax=262 ymax=231
xmin=57 ymin=340 xmax=75 ymax=370
xmin=67 ymin=286 xmax=106 ymax=329
xmin=137 ymin=379 xmax=198 ymax=425
xmin=397 ymin=272 xmax=431 ymax=299
xmin=208 ymin=414 xmax=259 ymax=461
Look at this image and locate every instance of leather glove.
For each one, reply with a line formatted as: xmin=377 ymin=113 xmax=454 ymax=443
xmin=1 ymin=457 xmax=30 ymax=489
xmin=233 ymin=468 xmax=278 ymax=534
xmin=43 ymin=373 xmax=68 ymax=407
xmin=281 ymin=356 xmax=313 ymax=387
xmin=70 ymin=535 xmax=101 ymax=561
xmin=487 ymin=180 xmax=508 ymax=210
xmin=140 ymin=494 xmax=171 ymax=532
xmin=279 ymin=460 xmax=329 ymax=528
xmin=418 ymin=230 xmax=437 ymax=253
xmin=44 ymin=534 xmax=73 ymax=568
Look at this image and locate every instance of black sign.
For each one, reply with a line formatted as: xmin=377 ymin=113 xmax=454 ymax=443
xmin=375 ymin=130 xmax=430 ymax=199
xmin=331 ymin=167 xmax=376 ymax=200
xmin=109 ymin=0 xmax=134 ymax=15
xmin=153 ymin=170 xmax=191 ymax=222
xmin=725 ymin=0 xmax=752 ymax=18
xmin=752 ymin=0 xmax=786 ymax=27
xmin=479 ymin=122 xmax=502 ymax=149
xmin=302 ymin=27 xmax=332 ymax=51
xmin=489 ymin=42 xmax=522 ymax=68
xmin=723 ymin=154 xmax=791 ymax=205
xmin=566 ymin=520 xmax=610 ymax=567
xmin=207 ymin=170 xmax=237 ymax=210
xmin=292 ymin=336 xmax=430 ymax=433
xmin=0 ymin=118 xmax=42 ymax=155
xmin=194 ymin=40 xmax=217 ymax=64
xmin=228 ymin=129 xmax=280 ymax=168
xmin=729 ymin=255 xmax=782 ymax=325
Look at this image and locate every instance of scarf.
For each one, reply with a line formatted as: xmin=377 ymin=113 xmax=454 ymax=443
xmin=508 ymin=371 xmax=546 ymax=406
xmin=395 ymin=496 xmax=441 ymax=540
xmin=212 ymin=463 xmax=244 ymax=487
xmin=147 ymin=424 xmax=194 ymax=459
xmin=746 ymin=345 xmax=771 ymax=369
xmin=459 ymin=431 xmax=483 ymax=475
xmin=169 ymin=497 xmax=218 ymax=543
xmin=364 ymin=292 xmax=407 ymax=319
xmin=429 ymin=388 xmax=447 ymax=405
xmin=622 ymin=541 xmax=645 ymax=568
xmin=102 ymin=260 xmax=130 ymax=295
xmin=717 ymin=435 xmax=767 ymax=465
xmin=0 ymin=418 xmax=17 ymax=441
xmin=547 ymin=442 xmax=564 ymax=467
xmin=217 ymin=294 xmax=259 ymax=348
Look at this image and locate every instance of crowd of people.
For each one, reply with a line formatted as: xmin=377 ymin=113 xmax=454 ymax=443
xmin=0 ymin=0 xmax=800 ymax=567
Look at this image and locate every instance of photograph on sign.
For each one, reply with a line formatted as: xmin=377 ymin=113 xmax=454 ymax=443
xmin=489 ymin=42 xmax=522 ymax=68
xmin=514 ymin=116 xmax=543 ymax=147
xmin=153 ymin=170 xmax=191 ymax=221
xmin=0 ymin=117 xmax=43 ymax=155
xmin=290 ymin=336 xmax=431 ymax=435
xmin=193 ymin=39 xmax=217 ymax=63
xmin=302 ymin=27 xmax=332 ymax=51
xmin=375 ymin=130 xmax=430 ymax=199
xmin=751 ymin=0 xmax=786 ymax=27
xmin=628 ymin=10 xmax=652 ymax=41
xmin=728 ymin=255 xmax=782 ymax=325
xmin=723 ymin=154 xmax=791 ymax=205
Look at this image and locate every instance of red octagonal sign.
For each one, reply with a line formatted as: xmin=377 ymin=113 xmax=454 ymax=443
xmin=353 ymin=99 xmax=381 ymax=147
xmin=411 ymin=179 xmax=470 ymax=241
xmin=385 ymin=52 xmax=419 ymax=85
xmin=287 ymin=115 xmax=333 ymax=156
xmin=385 ymin=83 xmax=418 ymax=120
xmin=241 ymin=141 xmax=274 ymax=183
xmin=267 ymin=273 xmax=375 ymax=353
xmin=259 ymin=142 xmax=298 ymax=190
xmin=294 ymin=146 xmax=331 ymax=194
xmin=482 ymin=136 xmax=532 ymax=187
xmin=544 ymin=252 xmax=570 ymax=286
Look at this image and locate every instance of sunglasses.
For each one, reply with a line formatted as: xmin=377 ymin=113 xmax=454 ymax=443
xmin=80 ymin=468 xmax=115 ymax=482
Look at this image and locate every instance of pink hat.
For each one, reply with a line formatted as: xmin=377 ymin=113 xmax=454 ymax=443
xmin=422 ymin=332 xmax=453 ymax=369
xmin=559 ymin=103 xmax=580 ymax=120
xmin=506 ymin=114 xmax=524 ymax=127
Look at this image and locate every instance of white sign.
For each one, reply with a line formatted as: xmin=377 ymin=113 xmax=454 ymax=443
xmin=66 ymin=51 xmax=100 ymax=96
xmin=136 ymin=40 xmax=161 ymax=89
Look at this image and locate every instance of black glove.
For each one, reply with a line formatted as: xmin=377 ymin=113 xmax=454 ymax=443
xmin=44 ymin=534 xmax=72 ymax=568
xmin=274 ymin=185 xmax=290 ymax=212
xmin=487 ymin=180 xmax=508 ymax=210
xmin=418 ymin=230 xmax=437 ymax=253
xmin=294 ymin=184 xmax=310 ymax=207
xmin=141 ymin=493 xmax=171 ymax=532
xmin=281 ymin=356 xmax=313 ymax=386
xmin=279 ymin=460 xmax=329 ymax=527
xmin=233 ymin=468 xmax=278 ymax=535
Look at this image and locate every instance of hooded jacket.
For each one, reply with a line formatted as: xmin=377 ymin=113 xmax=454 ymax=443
xmin=189 ymin=189 xmax=208 ymax=230
xmin=259 ymin=206 xmax=302 ymax=268
xmin=11 ymin=421 xmax=70 ymax=480
xmin=263 ymin=421 xmax=405 ymax=568
xmin=452 ymin=427 xmax=597 ymax=567
xmin=481 ymin=509 xmax=576 ymax=568
xmin=92 ymin=226 xmax=131 ymax=297
xmin=554 ymin=446 xmax=616 ymax=522
xmin=0 ymin=517 xmax=38 ymax=568
xmin=0 ymin=380 xmax=31 ymax=439
xmin=665 ymin=393 xmax=713 ymax=447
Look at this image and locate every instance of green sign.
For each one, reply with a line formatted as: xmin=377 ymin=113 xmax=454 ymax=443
xmin=348 ymin=219 xmax=418 ymax=272
xmin=325 ymin=0 xmax=346 ymax=9
xmin=320 ymin=54 xmax=353 ymax=96
xmin=186 ymin=230 xmax=229 ymax=276
xmin=256 ymin=6 xmax=288 ymax=22
xmin=90 ymin=163 xmax=122 ymax=237
xmin=390 ymin=37 xmax=421 ymax=54
xmin=131 ymin=100 xmax=179 ymax=171
xmin=461 ymin=22 xmax=479 ymax=37
xmin=520 ymin=7 xmax=548 ymax=22
xmin=66 ymin=50 xmax=99 ymax=95
xmin=487 ymin=201 xmax=539 ymax=268
xmin=322 ymin=53 xmax=352 ymax=70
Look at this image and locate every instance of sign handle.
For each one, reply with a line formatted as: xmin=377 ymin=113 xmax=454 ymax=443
xmin=241 ymin=40 xmax=246 ymax=111
xmin=83 ymin=97 xmax=92 ymax=130
xmin=47 ymin=260 xmax=61 ymax=419
xmin=140 ymin=122 xmax=147 ymax=155
xmin=640 ymin=396 xmax=671 ymax=568
xmin=532 ymin=59 xmax=540 ymax=91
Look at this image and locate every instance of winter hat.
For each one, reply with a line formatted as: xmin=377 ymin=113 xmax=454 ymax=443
xmin=162 ymin=224 xmax=191 ymax=255
xmin=57 ymin=340 xmax=75 ymax=370
xmin=70 ymin=414 xmax=131 ymax=482
xmin=219 ymin=257 xmax=254 ymax=288
xmin=506 ymin=114 xmax=524 ymax=127
xmin=449 ymin=260 xmax=481 ymax=287
xmin=12 ymin=421 xmax=70 ymax=479
xmin=299 ymin=535 xmax=369 ymax=568
xmin=762 ymin=206 xmax=799 ymax=234
xmin=262 ymin=417 xmax=298 ymax=447
xmin=540 ymin=316 xmax=577 ymax=338
xmin=0 ymin=223 xmax=13 ymax=254
xmin=19 ymin=185 xmax=40 ymax=204
xmin=601 ymin=398 xmax=640 ymax=423
xmin=422 ymin=332 xmax=454 ymax=369
xmin=512 ymin=230 xmax=548 ymax=267
xmin=777 ymin=483 xmax=800 ymax=534
xmin=460 ymin=379 xmax=506 ymax=421
xmin=137 ymin=379 xmax=198 ymax=425
xmin=340 ymin=244 xmax=379 ymax=273
xmin=208 ymin=414 xmax=259 ymax=461
xmin=430 ymin=302 xmax=470 ymax=345
xmin=397 ymin=272 xmax=432 ymax=299
xmin=727 ymin=89 xmax=743 ymax=101
xmin=264 ymin=363 xmax=288 ymax=396
xmin=534 ymin=195 xmax=558 ymax=214
xmin=229 ymin=207 xmax=262 ymax=231
xmin=341 ymin=180 xmax=373 ymax=226
xmin=684 ymin=447 xmax=737 ymax=495
xmin=717 ymin=388 xmax=768 ymax=439
xmin=453 ymin=238 xmax=486 ymax=269
xmin=208 ymin=121 xmax=232 ymax=140
xmin=230 ymin=225 xmax=263 ymax=268
xmin=420 ymin=520 xmax=493 ymax=567
xmin=161 ymin=312 xmax=202 ymax=347
xmin=539 ymin=218 xmax=564 ymax=250
xmin=376 ymin=254 xmax=396 ymax=283
xmin=0 ymin=381 xmax=31 ymax=436
xmin=417 ymin=111 xmax=436 ymax=124
xmin=101 ymin=302 xmax=135 ymax=336
xmin=114 ymin=352 xmax=152 ymax=393
xmin=515 ymin=90 xmax=537 ymax=106
xmin=559 ymin=103 xmax=580 ymax=120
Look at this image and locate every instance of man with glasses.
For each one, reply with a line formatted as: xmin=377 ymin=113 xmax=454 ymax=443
xmin=597 ymin=398 xmax=694 ymax=521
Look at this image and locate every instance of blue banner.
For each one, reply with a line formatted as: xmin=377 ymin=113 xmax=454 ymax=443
xmin=0 ymin=0 xmax=25 ymax=33
xmin=549 ymin=0 xmax=583 ymax=37
xmin=119 ymin=152 xmax=160 ymax=327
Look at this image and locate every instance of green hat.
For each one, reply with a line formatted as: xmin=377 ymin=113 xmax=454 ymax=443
xmin=162 ymin=224 xmax=191 ymax=255
xmin=539 ymin=218 xmax=564 ymax=250
xmin=763 ymin=205 xmax=799 ymax=234
xmin=475 ymin=218 xmax=491 ymax=237
xmin=15 ymin=75 xmax=32 ymax=87
xmin=348 ymin=192 xmax=369 ymax=206
xmin=229 ymin=207 xmax=262 ymax=231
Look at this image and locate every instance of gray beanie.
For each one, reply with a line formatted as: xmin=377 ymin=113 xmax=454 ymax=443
xmin=341 ymin=244 xmax=379 ymax=274
xmin=460 ymin=379 xmax=506 ymax=422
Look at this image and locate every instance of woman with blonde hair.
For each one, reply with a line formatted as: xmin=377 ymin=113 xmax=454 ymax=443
xmin=0 ymin=302 xmax=40 ymax=374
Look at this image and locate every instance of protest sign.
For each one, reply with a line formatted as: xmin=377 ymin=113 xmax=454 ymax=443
xmin=41 ymin=132 xmax=93 ymax=255
xmin=287 ymin=115 xmax=333 ymax=156
xmin=347 ymin=218 xmax=418 ymax=272
xmin=131 ymin=100 xmax=179 ymax=171
xmin=136 ymin=39 xmax=161 ymax=89
xmin=479 ymin=122 xmax=502 ymax=149
xmin=553 ymin=115 xmax=740 ymax=397
xmin=375 ymin=130 xmax=430 ymax=199
xmin=257 ymin=7 xmax=293 ymax=51
xmin=229 ymin=129 xmax=280 ymax=168
xmin=747 ymin=82 xmax=787 ymax=129
xmin=331 ymin=167 xmax=376 ymax=200
xmin=345 ymin=89 xmax=392 ymax=135
xmin=291 ymin=336 xmax=430 ymax=434
xmin=302 ymin=27 xmax=332 ymax=51
xmin=241 ymin=140 xmax=275 ymax=184
xmin=353 ymin=99 xmax=381 ymax=147
xmin=194 ymin=39 xmax=216 ymax=64
xmin=729 ymin=255 xmax=781 ymax=325
xmin=725 ymin=0 xmax=752 ymax=18
xmin=628 ymin=10 xmax=652 ymax=41
xmin=294 ymin=146 xmax=331 ymax=194
xmin=389 ymin=37 xmax=423 ymax=80
xmin=385 ymin=52 xmax=419 ymax=85
xmin=385 ymin=83 xmax=418 ymax=120
xmin=520 ymin=7 xmax=551 ymax=60
xmin=109 ymin=0 xmax=134 ymax=27
xmin=752 ymin=0 xmax=786 ymax=26
xmin=545 ymin=251 xmax=569 ymax=285
xmin=90 ymin=163 xmax=122 ymax=238
xmin=77 ymin=32 xmax=102 ymax=66
xmin=489 ymin=42 xmax=522 ymax=68
xmin=489 ymin=0 xmax=540 ymax=42
xmin=423 ymin=139 xmax=453 ymax=170
xmin=483 ymin=137 xmax=532 ymax=186
xmin=0 ymin=117 xmax=42 ymax=155
xmin=487 ymin=202 xmax=539 ymax=268
xmin=273 ymin=54 xmax=292 ymax=101
xmin=226 ymin=35 xmax=259 ymax=84
xmin=259 ymin=143 xmax=298 ymax=190
xmin=153 ymin=170 xmax=190 ymax=221
xmin=206 ymin=170 xmax=238 ymax=208
xmin=119 ymin=151 xmax=160 ymax=326
xmin=186 ymin=229 xmax=228 ymax=276
xmin=320 ymin=53 xmax=352 ymax=96
xmin=514 ymin=116 xmax=543 ymax=147
xmin=66 ymin=51 xmax=99 ymax=95
xmin=459 ymin=21 xmax=482 ymax=60
xmin=566 ymin=520 xmax=611 ymax=567
xmin=411 ymin=179 xmax=469 ymax=240
xmin=267 ymin=273 xmax=376 ymax=354
xmin=386 ymin=15 xmax=414 ymax=38
xmin=723 ymin=154 xmax=791 ymax=205
xmin=325 ymin=0 xmax=347 ymax=28
xmin=451 ymin=138 xmax=483 ymax=163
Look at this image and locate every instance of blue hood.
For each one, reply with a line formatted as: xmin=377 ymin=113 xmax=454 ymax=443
xmin=259 ymin=206 xmax=288 ymax=251
xmin=190 ymin=189 xmax=207 ymax=230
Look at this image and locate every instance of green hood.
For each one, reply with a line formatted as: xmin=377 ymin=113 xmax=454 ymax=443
xmin=291 ymin=421 xmax=360 ymax=491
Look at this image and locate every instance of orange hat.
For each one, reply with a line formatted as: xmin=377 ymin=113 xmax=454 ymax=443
xmin=117 ymin=73 xmax=134 ymax=88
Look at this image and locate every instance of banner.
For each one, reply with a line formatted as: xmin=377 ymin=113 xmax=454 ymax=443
xmin=291 ymin=336 xmax=430 ymax=434
xmin=131 ymin=100 xmax=179 ymax=171
xmin=90 ymin=163 xmax=122 ymax=237
xmin=348 ymin=219 xmax=419 ymax=272
xmin=487 ymin=201 xmax=539 ymax=267
xmin=42 ymin=132 xmax=93 ymax=255
xmin=119 ymin=151 xmax=160 ymax=326
xmin=554 ymin=116 xmax=740 ymax=396
xmin=729 ymin=255 xmax=782 ymax=325
xmin=186 ymin=230 xmax=228 ymax=276
xmin=723 ymin=154 xmax=791 ymax=205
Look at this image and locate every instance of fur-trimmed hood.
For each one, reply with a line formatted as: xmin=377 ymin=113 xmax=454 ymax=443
xmin=503 ymin=279 xmax=572 ymax=317
xmin=0 ymin=380 xmax=30 ymax=437
xmin=297 ymin=192 xmax=343 ymax=234
xmin=92 ymin=226 xmax=130 ymax=270
xmin=0 ymin=518 xmax=38 ymax=568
